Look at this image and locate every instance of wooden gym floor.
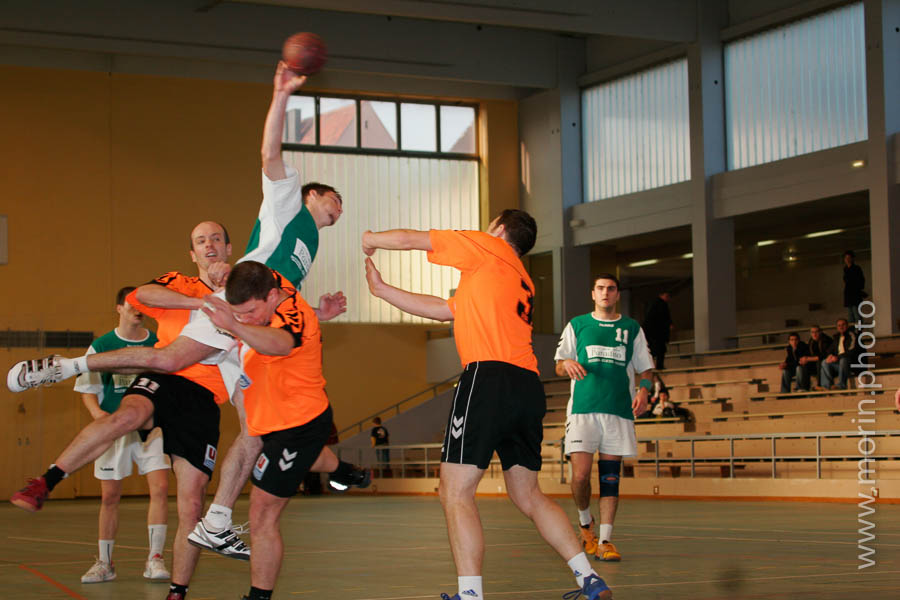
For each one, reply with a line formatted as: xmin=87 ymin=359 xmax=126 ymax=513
xmin=2 ymin=494 xmax=899 ymax=599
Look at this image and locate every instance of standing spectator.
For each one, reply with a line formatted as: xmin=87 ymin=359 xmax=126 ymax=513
xmin=779 ymin=333 xmax=811 ymax=392
xmin=370 ymin=416 xmax=390 ymax=468
xmin=642 ymin=292 xmax=673 ymax=370
xmin=843 ymin=251 xmax=866 ymax=325
xmin=801 ymin=325 xmax=832 ymax=388
xmin=818 ymin=318 xmax=859 ymax=390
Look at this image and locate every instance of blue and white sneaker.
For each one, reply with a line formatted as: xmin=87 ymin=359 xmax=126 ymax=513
xmin=440 ymin=595 xmax=460 ymax=600
xmin=562 ymin=574 xmax=613 ymax=600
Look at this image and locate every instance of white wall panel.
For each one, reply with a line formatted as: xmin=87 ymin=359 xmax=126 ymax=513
xmin=582 ymin=58 xmax=690 ymax=202
xmin=725 ymin=2 xmax=867 ymax=170
xmin=285 ymin=151 xmax=479 ymax=323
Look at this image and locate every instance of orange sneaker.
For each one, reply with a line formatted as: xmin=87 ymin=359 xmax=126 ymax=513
xmin=579 ymin=519 xmax=599 ymax=556
xmin=598 ymin=541 xmax=621 ymax=562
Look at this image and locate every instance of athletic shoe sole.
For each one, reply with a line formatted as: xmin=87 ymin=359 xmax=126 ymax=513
xmin=187 ymin=531 xmax=250 ymax=561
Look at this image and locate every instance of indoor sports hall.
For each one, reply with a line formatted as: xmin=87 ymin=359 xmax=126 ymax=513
xmin=1 ymin=1 xmax=898 ymax=599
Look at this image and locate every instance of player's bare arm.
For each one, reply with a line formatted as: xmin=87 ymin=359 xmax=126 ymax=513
xmin=261 ymin=61 xmax=307 ymax=181
xmin=314 ymin=291 xmax=347 ymax=321
xmin=556 ymin=359 xmax=586 ymax=381
xmin=135 ymin=284 xmax=205 ymax=311
xmin=81 ymin=393 xmax=108 ymax=420
xmin=201 ymin=295 xmax=293 ymax=356
xmin=362 ymin=229 xmax=433 ymax=256
xmin=632 ymin=369 xmax=652 ymax=417
xmin=365 ymin=258 xmax=453 ymax=322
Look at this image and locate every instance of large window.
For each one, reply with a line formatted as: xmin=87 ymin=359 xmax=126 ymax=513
xmin=725 ymin=2 xmax=867 ymax=170
xmin=581 ymin=58 xmax=691 ymax=202
xmin=284 ymin=94 xmax=477 ymax=158
xmin=285 ymin=151 xmax=480 ymax=324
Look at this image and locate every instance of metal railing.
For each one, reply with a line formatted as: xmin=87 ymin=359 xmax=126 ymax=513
xmin=337 ymin=430 xmax=900 ymax=482
xmin=337 ymin=372 xmax=462 ymax=437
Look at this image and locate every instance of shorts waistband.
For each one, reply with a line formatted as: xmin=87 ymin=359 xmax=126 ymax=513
xmin=464 ymin=360 xmax=536 ymax=373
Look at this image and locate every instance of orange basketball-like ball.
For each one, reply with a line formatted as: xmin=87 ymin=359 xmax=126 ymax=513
xmin=282 ymin=32 xmax=327 ymax=75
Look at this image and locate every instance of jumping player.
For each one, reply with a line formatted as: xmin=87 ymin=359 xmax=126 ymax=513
xmin=362 ymin=210 xmax=613 ymax=600
xmin=554 ymin=274 xmax=653 ymax=562
xmin=75 ymin=286 xmax=169 ymax=584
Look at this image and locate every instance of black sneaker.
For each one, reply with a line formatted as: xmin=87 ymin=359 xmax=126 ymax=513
xmin=328 ymin=465 xmax=371 ymax=492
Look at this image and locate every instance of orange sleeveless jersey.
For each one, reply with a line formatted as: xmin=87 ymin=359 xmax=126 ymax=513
xmin=427 ymin=230 xmax=538 ymax=374
xmin=126 ymin=271 xmax=228 ymax=404
xmin=240 ymin=272 xmax=329 ymax=436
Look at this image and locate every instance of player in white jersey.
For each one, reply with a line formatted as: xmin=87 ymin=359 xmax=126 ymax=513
xmin=555 ymin=273 xmax=653 ymax=562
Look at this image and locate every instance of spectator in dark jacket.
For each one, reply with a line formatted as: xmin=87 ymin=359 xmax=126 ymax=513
xmin=780 ymin=333 xmax=811 ymax=392
xmin=843 ymin=251 xmax=866 ymax=325
xmin=801 ymin=325 xmax=833 ymax=387
xmin=818 ymin=318 xmax=859 ymax=390
xmin=642 ymin=292 xmax=673 ymax=370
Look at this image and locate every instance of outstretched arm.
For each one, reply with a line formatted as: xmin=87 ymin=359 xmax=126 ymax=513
xmin=262 ymin=61 xmax=307 ymax=181
xmin=362 ymin=230 xmax=432 ymax=256
xmin=314 ymin=291 xmax=347 ymax=321
xmin=135 ymin=284 xmax=205 ymax=311
xmin=365 ymin=258 xmax=453 ymax=322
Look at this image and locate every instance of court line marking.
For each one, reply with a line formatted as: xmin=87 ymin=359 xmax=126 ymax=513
xmin=7 ymin=536 xmax=158 ymax=551
xmin=349 ymin=569 xmax=900 ymax=600
xmin=18 ymin=564 xmax=87 ymax=600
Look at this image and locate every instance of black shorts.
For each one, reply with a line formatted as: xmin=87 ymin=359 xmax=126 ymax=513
xmin=126 ymin=373 xmax=221 ymax=478
xmin=441 ymin=361 xmax=546 ymax=471
xmin=251 ymin=405 xmax=333 ymax=498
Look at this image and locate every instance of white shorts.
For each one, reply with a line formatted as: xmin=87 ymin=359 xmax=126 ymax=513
xmin=94 ymin=428 xmax=170 ymax=480
xmin=564 ymin=413 xmax=638 ymax=457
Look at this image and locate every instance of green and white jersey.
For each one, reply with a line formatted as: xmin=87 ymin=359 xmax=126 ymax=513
xmin=554 ymin=313 xmax=654 ymax=420
xmin=240 ymin=165 xmax=318 ymax=289
xmin=73 ymin=328 xmax=159 ymax=413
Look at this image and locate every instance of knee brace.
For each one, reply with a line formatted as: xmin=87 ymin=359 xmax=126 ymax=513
xmin=597 ymin=459 xmax=621 ymax=497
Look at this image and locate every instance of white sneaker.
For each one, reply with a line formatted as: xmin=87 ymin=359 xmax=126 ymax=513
xmin=81 ymin=558 xmax=116 ymax=583
xmin=7 ymin=355 xmax=63 ymax=392
xmin=187 ymin=520 xmax=250 ymax=560
xmin=143 ymin=554 xmax=170 ymax=581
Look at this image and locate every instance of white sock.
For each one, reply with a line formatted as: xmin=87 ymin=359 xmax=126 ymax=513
xmin=148 ymin=524 xmax=167 ymax=558
xmin=458 ymin=576 xmax=483 ymax=599
xmin=99 ymin=539 xmax=114 ymax=564
xmin=567 ymin=553 xmax=597 ymax=587
xmin=578 ymin=508 xmax=593 ymax=527
xmin=599 ymin=523 xmax=613 ymax=544
xmin=60 ymin=356 xmax=89 ymax=380
xmin=204 ymin=503 xmax=232 ymax=532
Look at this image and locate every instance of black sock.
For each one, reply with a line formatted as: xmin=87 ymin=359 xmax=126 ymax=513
xmin=330 ymin=460 xmax=353 ymax=477
xmin=42 ymin=465 xmax=67 ymax=491
xmin=169 ymin=583 xmax=189 ymax=597
xmin=248 ymin=586 xmax=273 ymax=600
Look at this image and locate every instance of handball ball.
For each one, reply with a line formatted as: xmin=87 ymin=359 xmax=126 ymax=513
xmin=282 ymin=32 xmax=327 ymax=75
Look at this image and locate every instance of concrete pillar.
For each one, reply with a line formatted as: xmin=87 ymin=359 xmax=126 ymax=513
xmin=864 ymin=0 xmax=900 ymax=334
xmin=687 ymin=0 xmax=736 ymax=351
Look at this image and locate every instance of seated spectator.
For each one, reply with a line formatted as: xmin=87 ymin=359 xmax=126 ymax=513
xmin=780 ymin=332 xmax=811 ymax=392
xmin=639 ymin=373 xmax=667 ymax=419
xmin=801 ymin=325 xmax=832 ymax=388
xmin=651 ymin=389 xmax=693 ymax=422
xmin=818 ymin=318 xmax=859 ymax=390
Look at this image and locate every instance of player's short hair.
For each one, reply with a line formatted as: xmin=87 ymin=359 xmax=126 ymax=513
xmin=844 ymin=250 xmax=855 ymax=259
xmin=225 ymin=261 xmax=278 ymax=305
xmin=302 ymin=182 xmax=342 ymax=205
xmin=373 ymin=417 xmax=382 ymax=425
xmin=788 ymin=332 xmax=799 ymax=340
xmin=188 ymin=222 xmax=231 ymax=250
xmin=116 ymin=286 xmax=136 ymax=306
xmin=495 ymin=209 xmax=537 ymax=256
xmin=593 ymin=273 xmax=620 ymax=289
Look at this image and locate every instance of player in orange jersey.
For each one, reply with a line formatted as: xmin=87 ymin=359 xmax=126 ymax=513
xmin=362 ymin=210 xmax=612 ymax=600
xmin=198 ymin=261 xmax=339 ymax=600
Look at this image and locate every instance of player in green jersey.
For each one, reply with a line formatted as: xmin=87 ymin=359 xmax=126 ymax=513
xmin=554 ymin=273 xmax=654 ymax=562
xmin=74 ymin=286 xmax=168 ymax=584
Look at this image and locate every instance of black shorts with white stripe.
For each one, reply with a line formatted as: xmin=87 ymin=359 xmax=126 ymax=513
xmin=251 ymin=405 xmax=333 ymax=498
xmin=441 ymin=361 xmax=546 ymax=471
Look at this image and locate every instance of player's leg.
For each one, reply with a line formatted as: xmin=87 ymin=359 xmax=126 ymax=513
xmin=503 ymin=466 xmax=611 ymax=600
xmin=438 ymin=462 xmax=486 ymax=590
xmin=143 ymin=467 xmax=171 ymax=580
xmin=11 ymin=395 xmax=154 ymax=511
xmin=248 ymin=486 xmax=291 ymax=594
xmin=569 ymin=451 xmax=599 ymax=556
xmin=168 ymin=456 xmax=210 ymax=600
xmin=82 ymin=478 xmax=122 ymax=583
xmin=596 ymin=453 xmax=622 ymax=561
